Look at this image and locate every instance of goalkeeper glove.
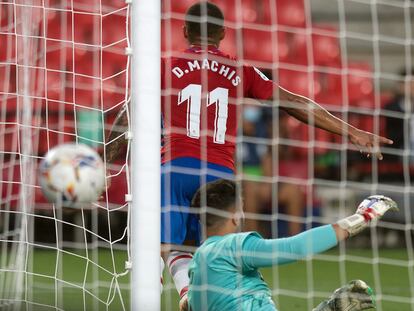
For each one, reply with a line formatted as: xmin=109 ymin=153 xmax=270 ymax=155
xmin=337 ymin=195 xmax=398 ymax=236
xmin=313 ymin=280 xmax=375 ymax=311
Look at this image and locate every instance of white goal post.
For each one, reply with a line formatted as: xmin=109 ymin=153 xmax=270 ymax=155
xmin=131 ymin=0 xmax=161 ymax=310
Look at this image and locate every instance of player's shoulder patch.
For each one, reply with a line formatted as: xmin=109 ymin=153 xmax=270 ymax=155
xmin=254 ymin=67 xmax=270 ymax=81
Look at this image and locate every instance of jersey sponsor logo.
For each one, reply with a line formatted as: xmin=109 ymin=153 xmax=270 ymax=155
xmin=172 ymin=58 xmax=241 ymax=86
xmin=254 ymin=67 xmax=269 ymax=81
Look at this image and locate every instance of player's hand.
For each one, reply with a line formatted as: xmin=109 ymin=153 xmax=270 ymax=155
xmin=313 ymin=280 xmax=375 ymax=311
xmin=356 ymin=195 xmax=399 ymax=223
xmin=349 ymin=128 xmax=393 ymax=160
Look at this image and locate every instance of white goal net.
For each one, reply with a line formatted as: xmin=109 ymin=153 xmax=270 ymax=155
xmin=0 ymin=0 xmax=131 ymax=310
xmin=161 ymin=0 xmax=414 ymax=311
xmin=1 ymin=0 xmax=414 ymax=311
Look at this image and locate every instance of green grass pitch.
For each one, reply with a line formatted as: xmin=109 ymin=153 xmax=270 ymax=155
xmin=1 ymin=248 xmax=412 ymax=310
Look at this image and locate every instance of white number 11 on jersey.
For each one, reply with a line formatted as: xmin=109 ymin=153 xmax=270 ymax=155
xmin=178 ymin=84 xmax=229 ymax=144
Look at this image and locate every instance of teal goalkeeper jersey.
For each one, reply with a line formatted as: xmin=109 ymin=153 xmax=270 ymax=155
xmin=188 ymin=225 xmax=338 ymax=311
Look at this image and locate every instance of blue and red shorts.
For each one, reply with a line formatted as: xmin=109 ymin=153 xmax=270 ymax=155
xmin=161 ymin=157 xmax=234 ymax=246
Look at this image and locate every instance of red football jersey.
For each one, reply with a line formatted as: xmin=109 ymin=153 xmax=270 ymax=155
xmin=161 ymin=45 xmax=275 ymax=170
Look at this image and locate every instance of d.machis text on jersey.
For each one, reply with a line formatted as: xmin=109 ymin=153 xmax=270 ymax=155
xmin=172 ymin=58 xmax=241 ymax=86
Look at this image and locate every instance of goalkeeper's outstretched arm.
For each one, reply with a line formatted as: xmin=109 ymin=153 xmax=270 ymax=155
xmin=241 ymin=195 xmax=398 ymax=270
xmin=269 ymin=86 xmax=393 ymax=160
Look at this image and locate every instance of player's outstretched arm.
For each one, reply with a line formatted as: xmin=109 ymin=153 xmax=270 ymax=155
xmin=275 ymin=86 xmax=393 ymax=160
xmin=106 ymin=103 xmax=129 ymax=164
xmin=313 ymin=280 xmax=375 ymax=311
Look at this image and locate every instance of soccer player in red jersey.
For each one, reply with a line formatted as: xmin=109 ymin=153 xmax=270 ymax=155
xmin=107 ymin=2 xmax=393 ymax=310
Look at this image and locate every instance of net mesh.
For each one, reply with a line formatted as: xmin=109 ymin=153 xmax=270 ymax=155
xmin=161 ymin=0 xmax=414 ymax=311
xmin=0 ymin=0 xmax=131 ymax=310
xmin=1 ymin=0 xmax=414 ymax=310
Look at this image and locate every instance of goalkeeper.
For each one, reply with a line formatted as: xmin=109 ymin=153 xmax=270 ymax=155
xmin=188 ymin=179 xmax=398 ymax=311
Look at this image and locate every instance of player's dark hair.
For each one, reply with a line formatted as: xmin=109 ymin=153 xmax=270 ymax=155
xmin=191 ymin=179 xmax=236 ymax=228
xmin=185 ymin=1 xmax=224 ymax=43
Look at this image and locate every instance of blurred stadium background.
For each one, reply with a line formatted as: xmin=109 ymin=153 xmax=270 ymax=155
xmin=1 ymin=0 xmax=413 ymax=310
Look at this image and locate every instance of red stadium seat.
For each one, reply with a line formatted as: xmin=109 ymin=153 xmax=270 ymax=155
xmin=346 ymin=62 xmax=374 ymax=105
xmin=0 ymin=3 xmax=14 ymax=30
xmin=278 ymin=30 xmax=308 ymax=65
xmin=104 ymin=165 xmax=128 ymax=205
xmin=242 ymin=28 xmax=290 ymax=65
xmin=46 ymin=70 xmax=73 ymax=103
xmin=277 ymin=0 xmax=306 ymax=28
xmin=46 ymin=10 xmax=72 ymax=41
xmin=215 ymin=0 xmax=257 ymax=23
xmin=102 ymin=44 xmax=128 ymax=79
xmin=73 ymin=13 xmax=101 ymax=45
xmin=37 ymin=113 xmax=76 ymax=155
xmin=0 ymin=64 xmax=16 ymax=94
xmin=0 ymin=34 xmax=16 ymax=62
xmin=73 ymin=47 xmax=101 ymax=77
xmin=0 ymin=96 xmax=18 ymax=114
xmin=242 ymin=28 xmax=274 ymax=65
xmin=163 ymin=0 xmax=195 ymax=14
xmin=357 ymin=115 xmax=375 ymax=133
xmin=74 ymin=89 xmax=95 ymax=109
xmin=72 ymin=75 xmax=99 ymax=108
xmin=102 ymin=12 xmax=127 ymax=46
xmin=315 ymin=71 xmax=343 ymax=107
xmin=34 ymin=184 xmax=49 ymax=205
xmin=45 ymin=40 xmax=74 ymax=71
xmin=73 ymin=73 xmax=125 ymax=110
xmin=72 ymin=0 xmax=126 ymax=14
xmin=316 ymin=92 xmax=343 ymax=108
xmin=277 ymin=68 xmax=321 ymax=98
xmin=0 ymin=100 xmax=75 ymax=157
xmin=285 ymin=26 xmax=341 ymax=67
xmin=102 ymin=72 xmax=127 ymax=110
xmin=73 ymin=0 xmax=100 ymax=13
xmin=312 ymin=25 xmax=341 ymax=67
xmin=46 ymin=98 xmax=75 ymax=114
xmin=261 ymin=0 xmax=306 ymax=28
xmin=163 ymin=0 xmax=258 ymax=23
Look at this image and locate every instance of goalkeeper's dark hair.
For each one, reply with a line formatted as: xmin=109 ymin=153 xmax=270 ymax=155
xmin=185 ymin=1 xmax=224 ymax=43
xmin=191 ymin=179 xmax=236 ymax=228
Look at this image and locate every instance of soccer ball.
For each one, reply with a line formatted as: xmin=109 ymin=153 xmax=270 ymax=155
xmin=39 ymin=143 xmax=105 ymax=207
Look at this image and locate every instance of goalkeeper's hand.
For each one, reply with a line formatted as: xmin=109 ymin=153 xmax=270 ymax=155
xmin=313 ymin=280 xmax=375 ymax=311
xmin=337 ymin=195 xmax=398 ymax=236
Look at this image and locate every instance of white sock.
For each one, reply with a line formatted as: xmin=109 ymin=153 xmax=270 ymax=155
xmin=167 ymin=251 xmax=192 ymax=299
xmin=160 ymin=256 xmax=165 ymax=293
